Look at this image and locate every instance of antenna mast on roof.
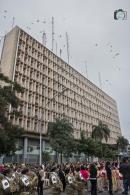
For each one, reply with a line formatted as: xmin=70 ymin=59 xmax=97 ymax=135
xmin=85 ymin=60 xmax=88 ymax=78
xmin=42 ymin=32 xmax=47 ymax=46
xmin=66 ymin=32 xmax=70 ymax=64
xmin=98 ymin=72 xmax=102 ymax=89
xmin=56 ymin=42 xmax=57 ymax=55
xmin=60 ymin=49 xmax=62 ymax=58
xmin=12 ymin=17 xmax=15 ymax=29
xmin=51 ymin=17 xmax=54 ymax=52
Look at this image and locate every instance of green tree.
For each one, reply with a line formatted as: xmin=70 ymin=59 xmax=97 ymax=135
xmin=102 ymin=144 xmax=117 ymax=160
xmin=48 ymin=117 xmax=75 ymax=163
xmin=0 ymin=73 xmax=24 ymax=155
xmin=92 ymin=120 xmax=110 ymax=143
xmin=86 ymin=137 xmax=102 ymax=159
xmin=92 ymin=121 xmax=111 ymax=159
xmin=77 ymin=130 xmax=88 ymax=155
xmin=116 ymin=136 xmax=129 ymax=153
xmin=76 ymin=131 xmax=103 ymax=160
xmin=75 ymin=130 xmax=89 ymax=161
xmin=42 ymin=151 xmax=51 ymax=165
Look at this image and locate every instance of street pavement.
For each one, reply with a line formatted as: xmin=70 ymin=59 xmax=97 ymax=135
xmin=43 ymin=189 xmax=124 ymax=195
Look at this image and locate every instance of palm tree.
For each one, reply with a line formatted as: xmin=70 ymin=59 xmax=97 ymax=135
xmin=92 ymin=120 xmax=111 ymax=159
xmin=92 ymin=120 xmax=110 ymax=143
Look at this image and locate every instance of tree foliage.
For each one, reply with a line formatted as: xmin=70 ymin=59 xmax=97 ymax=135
xmin=48 ymin=117 xmax=75 ymax=163
xmin=102 ymin=144 xmax=117 ymax=160
xmin=77 ymin=131 xmax=102 ymax=158
xmin=77 ymin=129 xmax=116 ymax=160
xmin=0 ymin=73 xmax=24 ymax=155
xmin=86 ymin=137 xmax=102 ymax=157
xmin=92 ymin=120 xmax=110 ymax=143
xmin=116 ymin=136 xmax=129 ymax=152
xmin=42 ymin=151 xmax=51 ymax=165
xmin=77 ymin=130 xmax=88 ymax=155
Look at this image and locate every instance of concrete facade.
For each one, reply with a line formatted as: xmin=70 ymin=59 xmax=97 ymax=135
xmin=0 ymin=26 xmax=122 ymax=162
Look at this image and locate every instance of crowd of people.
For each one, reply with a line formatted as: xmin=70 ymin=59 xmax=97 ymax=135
xmin=0 ymin=157 xmax=130 ymax=195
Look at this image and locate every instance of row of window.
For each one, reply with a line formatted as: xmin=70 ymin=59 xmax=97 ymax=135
xmin=12 ymin=110 xmax=120 ymax=142
xmin=15 ymin=61 xmax=118 ymax=117
xmin=14 ymin=69 xmax=119 ymax=127
xmin=17 ymin=97 xmax=120 ymax=131
xmin=19 ymin=30 xmax=116 ymax=107
xmin=17 ymin=47 xmax=116 ymax=111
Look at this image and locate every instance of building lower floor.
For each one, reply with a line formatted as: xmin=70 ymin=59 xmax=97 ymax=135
xmin=2 ymin=136 xmax=90 ymax=164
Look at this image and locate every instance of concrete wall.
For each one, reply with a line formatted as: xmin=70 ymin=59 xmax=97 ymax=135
xmin=0 ymin=26 xmax=19 ymax=80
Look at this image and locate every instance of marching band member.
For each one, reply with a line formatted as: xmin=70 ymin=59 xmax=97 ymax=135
xmin=1 ymin=168 xmax=18 ymax=195
xmin=65 ymin=167 xmax=77 ymax=195
xmin=19 ymin=168 xmax=37 ymax=195
xmin=49 ymin=166 xmax=63 ymax=195
xmin=75 ymin=165 xmax=85 ymax=195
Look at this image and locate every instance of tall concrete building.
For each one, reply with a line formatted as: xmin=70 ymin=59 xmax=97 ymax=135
xmin=0 ymin=26 xmax=121 ymax=163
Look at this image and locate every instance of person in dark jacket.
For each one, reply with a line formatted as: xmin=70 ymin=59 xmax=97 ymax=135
xmin=105 ymin=161 xmax=113 ymax=195
xmin=119 ymin=157 xmax=130 ymax=195
xmin=89 ymin=163 xmax=97 ymax=195
xmin=37 ymin=165 xmax=44 ymax=195
xmin=58 ymin=165 xmax=66 ymax=192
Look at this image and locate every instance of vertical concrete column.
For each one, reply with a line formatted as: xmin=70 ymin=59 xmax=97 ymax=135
xmin=23 ymin=137 xmax=28 ymax=163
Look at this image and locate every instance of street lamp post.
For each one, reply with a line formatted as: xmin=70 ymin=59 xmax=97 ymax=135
xmin=39 ymin=126 xmax=42 ymax=165
xmin=39 ymin=99 xmax=52 ymax=165
xmin=39 ymin=87 xmax=68 ymax=165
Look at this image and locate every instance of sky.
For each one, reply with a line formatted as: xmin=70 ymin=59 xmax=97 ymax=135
xmin=0 ymin=0 xmax=130 ymax=140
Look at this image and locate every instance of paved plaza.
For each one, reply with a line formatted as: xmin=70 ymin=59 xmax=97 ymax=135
xmin=43 ymin=189 xmax=124 ymax=195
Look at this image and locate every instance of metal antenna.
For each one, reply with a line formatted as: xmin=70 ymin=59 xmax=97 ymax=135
xmin=66 ymin=32 xmax=70 ymax=64
xmin=60 ymin=49 xmax=62 ymax=58
xmin=12 ymin=17 xmax=15 ymax=29
xmin=52 ymin=17 xmax=54 ymax=52
xmin=85 ymin=60 xmax=88 ymax=78
xmin=56 ymin=42 xmax=57 ymax=55
xmin=98 ymin=72 xmax=102 ymax=89
xmin=42 ymin=31 xmax=47 ymax=46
